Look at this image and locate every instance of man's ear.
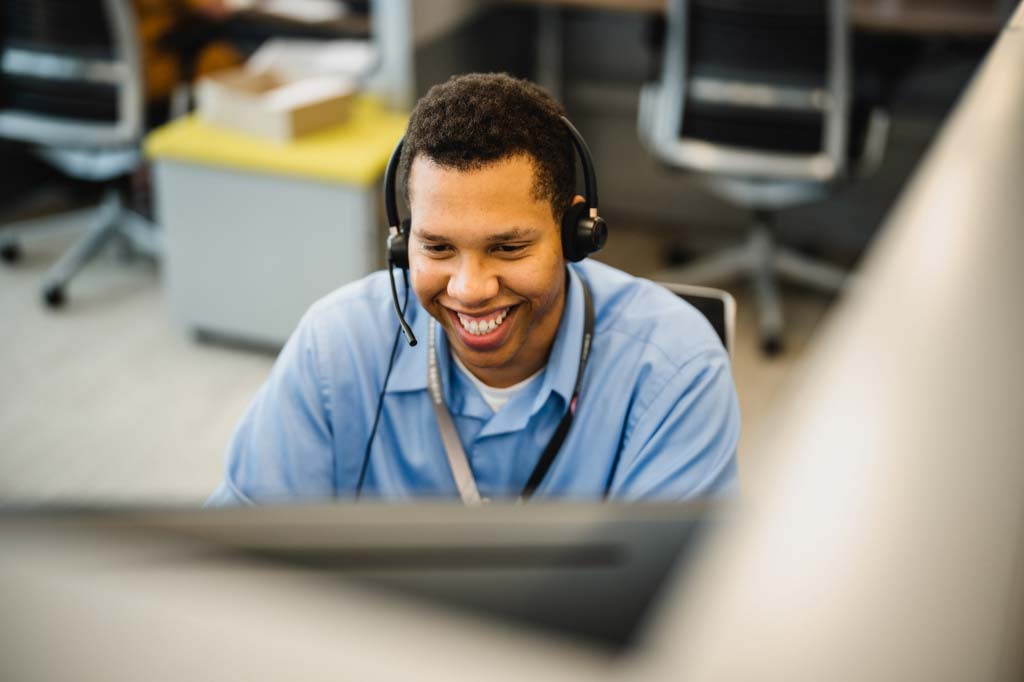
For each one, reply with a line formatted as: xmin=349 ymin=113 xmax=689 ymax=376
xmin=571 ymin=194 xmax=586 ymax=207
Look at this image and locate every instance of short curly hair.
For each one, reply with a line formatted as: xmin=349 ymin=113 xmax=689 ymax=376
xmin=399 ymin=73 xmax=575 ymax=222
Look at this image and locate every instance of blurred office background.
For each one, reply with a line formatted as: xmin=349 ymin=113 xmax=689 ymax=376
xmin=0 ymin=0 xmax=1014 ymax=504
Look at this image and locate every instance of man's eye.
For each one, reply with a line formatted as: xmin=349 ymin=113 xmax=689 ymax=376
xmin=423 ymin=244 xmax=451 ymax=254
xmin=494 ymin=244 xmax=526 ymax=254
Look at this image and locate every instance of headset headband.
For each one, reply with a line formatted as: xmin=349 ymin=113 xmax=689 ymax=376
xmin=384 ymin=137 xmax=404 ymax=231
xmin=383 ymin=117 xmax=599 ymax=232
xmin=559 ymin=116 xmax=599 ymax=216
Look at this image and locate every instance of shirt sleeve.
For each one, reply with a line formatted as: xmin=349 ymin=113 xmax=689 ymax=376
xmin=205 ymin=310 xmax=336 ymax=506
xmin=609 ymin=348 xmax=740 ymax=501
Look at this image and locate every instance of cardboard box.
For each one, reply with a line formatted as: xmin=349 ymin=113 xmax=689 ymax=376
xmin=196 ymin=69 xmax=355 ymax=142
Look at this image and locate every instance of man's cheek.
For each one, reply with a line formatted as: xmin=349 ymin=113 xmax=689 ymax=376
xmin=409 ymin=264 xmax=439 ymax=304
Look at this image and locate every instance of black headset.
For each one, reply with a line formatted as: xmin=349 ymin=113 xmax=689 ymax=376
xmin=381 ymin=115 xmax=608 ymax=347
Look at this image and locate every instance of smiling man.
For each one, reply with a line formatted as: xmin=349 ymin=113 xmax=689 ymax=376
xmin=208 ymin=73 xmax=739 ymax=505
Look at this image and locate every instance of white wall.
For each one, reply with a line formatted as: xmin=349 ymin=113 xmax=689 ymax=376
xmin=370 ymin=0 xmax=491 ymax=110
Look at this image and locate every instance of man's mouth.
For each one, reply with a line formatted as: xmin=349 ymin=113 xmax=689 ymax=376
xmin=455 ymin=306 xmax=511 ymax=336
xmin=444 ymin=304 xmax=519 ymax=352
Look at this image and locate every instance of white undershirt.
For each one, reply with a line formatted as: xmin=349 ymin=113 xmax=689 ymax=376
xmin=451 ymin=352 xmax=544 ymax=413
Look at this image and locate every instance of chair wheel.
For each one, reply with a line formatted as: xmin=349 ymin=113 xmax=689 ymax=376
xmin=43 ymin=285 xmax=66 ymax=308
xmin=1 ymin=242 xmax=21 ymax=263
xmin=761 ymin=335 xmax=784 ymax=357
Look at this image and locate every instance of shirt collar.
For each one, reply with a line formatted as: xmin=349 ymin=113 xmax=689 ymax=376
xmin=384 ymin=264 xmax=585 ymax=415
xmin=526 ymin=264 xmax=584 ymax=416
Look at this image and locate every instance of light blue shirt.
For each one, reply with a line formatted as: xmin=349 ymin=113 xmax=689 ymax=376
xmin=208 ymin=260 xmax=739 ymax=505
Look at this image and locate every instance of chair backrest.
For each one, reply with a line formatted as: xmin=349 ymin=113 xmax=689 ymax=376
xmin=639 ymin=0 xmax=851 ymax=183
xmin=0 ymin=0 xmax=144 ymax=148
xmin=660 ymin=281 xmax=735 ymax=356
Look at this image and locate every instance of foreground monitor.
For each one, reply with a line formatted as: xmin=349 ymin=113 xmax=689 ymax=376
xmin=0 ymin=500 xmax=713 ymax=672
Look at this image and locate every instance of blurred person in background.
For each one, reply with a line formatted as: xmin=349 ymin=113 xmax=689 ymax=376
xmin=134 ymin=0 xmax=242 ymax=120
xmin=127 ymin=1 xmax=242 ymax=216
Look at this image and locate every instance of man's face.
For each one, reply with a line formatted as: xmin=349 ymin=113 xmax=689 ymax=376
xmin=407 ymin=154 xmax=567 ymax=388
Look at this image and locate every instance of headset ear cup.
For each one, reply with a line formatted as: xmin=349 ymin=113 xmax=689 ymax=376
xmin=561 ymin=203 xmax=589 ymax=262
xmin=388 ymin=218 xmax=412 ymax=269
xmin=587 ymin=216 xmax=608 ymax=254
xmin=561 ymin=203 xmax=608 ymax=262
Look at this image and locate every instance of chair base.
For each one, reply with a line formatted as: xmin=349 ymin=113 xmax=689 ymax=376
xmin=0 ymin=187 xmax=160 ymax=308
xmin=654 ymin=217 xmax=849 ymax=356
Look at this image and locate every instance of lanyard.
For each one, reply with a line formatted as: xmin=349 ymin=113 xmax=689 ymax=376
xmin=427 ymin=278 xmax=595 ymax=505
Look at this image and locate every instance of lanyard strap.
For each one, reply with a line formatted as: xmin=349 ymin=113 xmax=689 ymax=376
xmin=427 ymin=277 xmax=594 ymax=504
xmin=428 ymin=321 xmax=484 ymax=506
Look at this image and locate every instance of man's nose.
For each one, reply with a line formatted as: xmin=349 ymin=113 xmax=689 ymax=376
xmin=447 ymin=255 xmax=499 ymax=306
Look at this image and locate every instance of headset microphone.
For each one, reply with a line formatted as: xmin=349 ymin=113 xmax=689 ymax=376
xmin=388 ymin=261 xmax=416 ymax=346
xmin=384 ymin=139 xmax=417 ymax=346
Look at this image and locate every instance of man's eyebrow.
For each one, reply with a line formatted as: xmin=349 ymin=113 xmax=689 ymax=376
xmin=412 ymin=227 xmax=540 ymax=243
xmin=486 ymin=227 xmax=539 ymax=243
xmin=412 ymin=229 xmax=449 ymax=242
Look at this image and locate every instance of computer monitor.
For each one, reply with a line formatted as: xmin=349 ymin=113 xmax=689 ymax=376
xmin=8 ymin=501 xmax=713 ymax=651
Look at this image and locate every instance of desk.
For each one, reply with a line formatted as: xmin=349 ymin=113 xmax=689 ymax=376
xmin=235 ymin=8 xmax=371 ymax=35
xmin=506 ymin=0 xmax=1009 ymax=34
xmin=145 ymin=96 xmax=406 ymax=347
xmin=510 ymin=0 xmax=1008 ymax=102
xmin=852 ymin=0 xmax=1008 ymax=35
xmin=228 ymin=7 xmax=371 ymax=42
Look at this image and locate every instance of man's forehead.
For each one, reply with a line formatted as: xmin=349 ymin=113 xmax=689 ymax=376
xmin=407 ymin=153 xmax=540 ymax=191
xmin=406 ymin=153 xmax=561 ymax=231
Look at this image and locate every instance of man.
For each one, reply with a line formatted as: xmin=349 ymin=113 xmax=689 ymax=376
xmin=208 ymin=73 xmax=739 ymax=505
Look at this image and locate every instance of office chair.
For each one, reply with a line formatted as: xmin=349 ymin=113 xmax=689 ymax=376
xmin=0 ymin=0 xmax=159 ymax=307
xmin=661 ymin=280 xmax=735 ymax=356
xmin=639 ymin=0 xmax=889 ymax=354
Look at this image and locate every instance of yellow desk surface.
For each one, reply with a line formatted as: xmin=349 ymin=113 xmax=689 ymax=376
xmin=144 ymin=97 xmax=408 ymax=187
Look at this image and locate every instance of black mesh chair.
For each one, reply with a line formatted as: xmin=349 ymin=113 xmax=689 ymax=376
xmin=0 ymin=0 xmax=158 ymax=307
xmin=661 ymin=280 xmax=735 ymax=356
xmin=639 ymin=0 xmax=889 ymax=354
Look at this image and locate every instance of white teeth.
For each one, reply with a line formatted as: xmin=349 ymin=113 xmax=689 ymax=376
xmin=456 ymin=307 xmax=510 ymax=336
